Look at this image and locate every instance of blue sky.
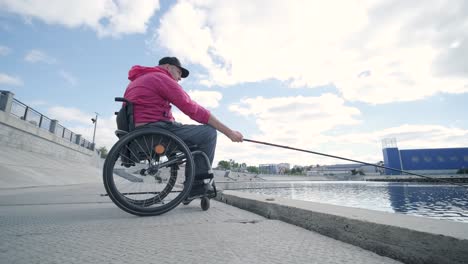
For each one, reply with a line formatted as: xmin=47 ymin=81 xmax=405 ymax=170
xmin=1 ymin=0 xmax=467 ymax=167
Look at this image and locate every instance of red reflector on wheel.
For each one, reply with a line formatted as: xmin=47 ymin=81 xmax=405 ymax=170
xmin=154 ymin=144 xmax=165 ymax=154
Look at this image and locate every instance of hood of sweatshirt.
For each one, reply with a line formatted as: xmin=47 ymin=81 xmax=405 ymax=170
xmin=128 ymin=65 xmax=169 ymax=81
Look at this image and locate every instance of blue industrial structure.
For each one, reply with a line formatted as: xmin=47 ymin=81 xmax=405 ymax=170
xmin=382 ymin=147 xmax=468 ymax=175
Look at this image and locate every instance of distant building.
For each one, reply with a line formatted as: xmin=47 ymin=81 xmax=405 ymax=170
xmin=382 ymin=138 xmax=468 ymax=175
xmin=259 ymin=164 xmax=278 ymax=174
xmin=306 ymin=168 xmax=321 ymax=176
xmin=306 ymin=164 xmax=379 ymax=176
xmin=259 ymin=163 xmax=291 ymax=174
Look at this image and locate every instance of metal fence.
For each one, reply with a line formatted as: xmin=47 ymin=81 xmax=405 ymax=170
xmin=1 ymin=91 xmax=95 ymax=151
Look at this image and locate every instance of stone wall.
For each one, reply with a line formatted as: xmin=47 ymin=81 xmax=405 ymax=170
xmin=0 ymin=110 xmax=99 ymax=167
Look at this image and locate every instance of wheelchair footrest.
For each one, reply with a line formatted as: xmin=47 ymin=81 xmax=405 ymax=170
xmin=194 ymin=173 xmax=214 ymax=181
xmin=184 ymin=181 xmax=217 ymax=204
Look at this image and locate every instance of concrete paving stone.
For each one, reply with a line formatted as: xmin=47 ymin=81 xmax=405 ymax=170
xmin=0 ymin=183 xmax=402 ymax=264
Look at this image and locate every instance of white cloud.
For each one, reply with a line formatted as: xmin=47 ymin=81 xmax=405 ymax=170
xmin=48 ymin=106 xmax=93 ymax=125
xmin=342 ymin=124 xmax=468 ymax=150
xmin=47 ymin=106 xmax=117 ymax=150
xmin=151 ymin=0 xmax=468 ymax=104
xmin=172 ymin=90 xmax=222 ymax=124
xmin=0 ymin=45 xmax=11 ymax=56
xmin=67 ymin=115 xmax=118 ymax=151
xmin=230 ymin=93 xmax=361 ymax=142
xmin=59 ymin=70 xmax=78 ymax=86
xmin=219 ymin=93 xmax=363 ymax=165
xmin=0 ymin=73 xmax=23 ymax=86
xmin=187 ymin=90 xmax=222 ymax=108
xmin=24 ymin=49 xmax=57 ymax=64
xmin=0 ymin=0 xmax=160 ymax=37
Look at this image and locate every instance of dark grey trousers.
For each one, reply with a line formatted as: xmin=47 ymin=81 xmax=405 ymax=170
xmin=145 ymin=121 xmax=217 ymax=176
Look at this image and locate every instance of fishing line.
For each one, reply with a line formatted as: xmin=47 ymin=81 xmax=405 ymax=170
xmin=244 ymin=138 xmax=468 ymax=189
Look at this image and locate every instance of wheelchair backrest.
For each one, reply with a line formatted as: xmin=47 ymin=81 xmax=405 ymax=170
xmin=115 ymin=97 xmax=135 ymax=133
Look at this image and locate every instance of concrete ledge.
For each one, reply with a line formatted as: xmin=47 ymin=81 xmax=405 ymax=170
xmin=0 ymin=111 xmax=101 ymax=168
xmin=216 ymin=190 xmax=468 ymax=264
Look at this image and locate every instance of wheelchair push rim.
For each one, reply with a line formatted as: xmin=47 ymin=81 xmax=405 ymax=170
xmin=103 ymin=127 xmax=195 ymax=216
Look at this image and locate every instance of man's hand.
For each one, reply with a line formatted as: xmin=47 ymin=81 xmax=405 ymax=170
xmin=227 ymin=130 xmax=243 ymax=142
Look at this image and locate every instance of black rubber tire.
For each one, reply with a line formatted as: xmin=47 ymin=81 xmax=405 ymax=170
xmin=103 ymin=127 xmax=194 ymax=216
xmin=201 ymin=197 xmax=210 ymax=211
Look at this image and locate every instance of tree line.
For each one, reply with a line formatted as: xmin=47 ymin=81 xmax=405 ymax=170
xmin=216 ymin=159 xmax=312 ymax=175
xmin=217 ymin=159 xmax=260 ymax=174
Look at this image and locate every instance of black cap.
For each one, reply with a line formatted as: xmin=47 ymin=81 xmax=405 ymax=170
xmin=158 ymin=57 xmax=189 ymax=78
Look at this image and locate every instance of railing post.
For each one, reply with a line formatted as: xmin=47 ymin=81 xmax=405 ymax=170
xmin=23 ymin=106 xmax=29 ymax=120
xmin=0 ymin=90 xmax=15 ymax=113
xmin=75 ymin=134 xmax=82 ymax=145
xmin=38 ymin=115 xmax=43 ymax=128
xmin=49 ymin=120 xmax=58 ymax=134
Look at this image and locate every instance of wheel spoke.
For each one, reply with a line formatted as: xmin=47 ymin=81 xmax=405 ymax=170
xmin=103 ymin=128 xmax=195 ymax=216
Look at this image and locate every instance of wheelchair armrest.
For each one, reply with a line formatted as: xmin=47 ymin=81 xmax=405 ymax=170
xmin=115 ymin=129 xmax=128 ymax=137
xmin=115 ymin=97 xmax=131 ymax=104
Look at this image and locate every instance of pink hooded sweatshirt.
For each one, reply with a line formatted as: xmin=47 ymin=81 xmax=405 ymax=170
xmin=124 ymin=65 xmax=210 ymax=124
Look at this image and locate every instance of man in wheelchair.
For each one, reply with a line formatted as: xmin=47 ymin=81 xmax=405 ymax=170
xmin=122 ymin=56 xmax=243 ymax=199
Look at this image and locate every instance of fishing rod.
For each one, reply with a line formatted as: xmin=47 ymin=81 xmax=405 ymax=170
xmin=244 ymin=138 xmax=468 ymax=189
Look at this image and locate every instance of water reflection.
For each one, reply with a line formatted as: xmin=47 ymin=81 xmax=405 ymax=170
xmin=220 ymin=181 xmax=468 ymax=223
xmin=387 ymin=183 xmax=468 ymax=222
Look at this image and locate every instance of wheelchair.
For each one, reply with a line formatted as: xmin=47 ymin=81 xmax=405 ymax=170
xmin=102 ymin=97 xmax=217 ymax=216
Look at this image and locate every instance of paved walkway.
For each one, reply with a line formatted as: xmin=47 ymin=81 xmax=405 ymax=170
xmin=0 ymin=183 xmax=401 ymax=264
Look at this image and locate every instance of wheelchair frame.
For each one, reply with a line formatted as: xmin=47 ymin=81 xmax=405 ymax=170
xmin=102 ymin=97 xmax=217 ymax=216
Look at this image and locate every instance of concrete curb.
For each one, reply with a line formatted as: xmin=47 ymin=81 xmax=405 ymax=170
xmin=215 ymin=190 xmax=468 ymax=264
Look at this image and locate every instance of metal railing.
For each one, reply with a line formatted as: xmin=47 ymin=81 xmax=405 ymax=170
xmin=0 ymin=91 xmax=95 ymax=151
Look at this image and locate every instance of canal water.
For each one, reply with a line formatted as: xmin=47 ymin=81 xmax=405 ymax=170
xmin=220 ymin=181 xmax=468 ymax=223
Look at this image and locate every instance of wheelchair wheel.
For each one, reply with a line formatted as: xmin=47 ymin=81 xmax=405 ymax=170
xmin=201 ymin=197 xmax=210 ymax=211
xmin=103 ymin=127 xmax=195 ymax=216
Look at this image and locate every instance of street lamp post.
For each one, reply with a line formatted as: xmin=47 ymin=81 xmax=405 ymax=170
xmin=91 ymin=112 xmax=99 ymax=150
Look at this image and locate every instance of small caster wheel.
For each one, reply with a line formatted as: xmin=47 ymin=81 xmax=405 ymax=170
xmin=201 ymin=197 xmax=210 ymax=211
xmin=182 ymin=200 xmax=191 ymax=205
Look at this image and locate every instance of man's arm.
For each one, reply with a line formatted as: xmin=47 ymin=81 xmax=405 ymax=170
xmin=207 ymin=114 xmax=243 ymax=142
